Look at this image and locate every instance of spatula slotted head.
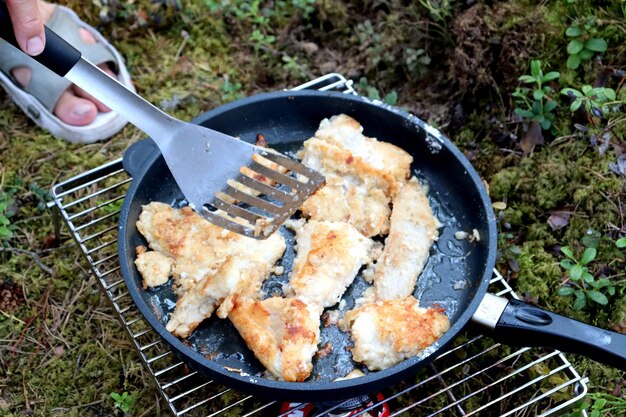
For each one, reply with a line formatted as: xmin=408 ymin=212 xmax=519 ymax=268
xmin=166 ymin=123 xmax=325 ymax=239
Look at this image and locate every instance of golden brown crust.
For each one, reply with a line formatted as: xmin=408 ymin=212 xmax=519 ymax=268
xmin=228 ymin=296 xmax=320 ymax=382
xmin=134 ymin=249 xmax=174 ymax=289
xmin=371 ymin=177 xmax=440 ymax=300
xmin=285 ymin=220 xmax=375 ymax=310
xmin=137 ymin=202 xmax=286 ymax=338
xmin=344 ymin=296 xmax=450 ymax=371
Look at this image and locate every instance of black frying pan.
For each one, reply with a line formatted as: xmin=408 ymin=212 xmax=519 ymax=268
xmin=117 ymin=91 xmax=626 ymax=402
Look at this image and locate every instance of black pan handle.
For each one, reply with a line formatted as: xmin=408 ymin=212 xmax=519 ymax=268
xmin=474 ymin=294 xmax=626 ymax=369
xmin=123 ymin=139 xmax=161 ymax=178
xmin=0 ymin=1 xmax=81 ymax=76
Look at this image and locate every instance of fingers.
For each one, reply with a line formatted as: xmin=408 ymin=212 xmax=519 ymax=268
xmin=6 ymin=0 xmax=45 ymax=55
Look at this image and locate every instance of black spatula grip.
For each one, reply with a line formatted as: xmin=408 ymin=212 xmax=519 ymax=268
xmin=0 ymin=1 xmax=81 ymax=76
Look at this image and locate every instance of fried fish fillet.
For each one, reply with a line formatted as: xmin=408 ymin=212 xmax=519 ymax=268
xmin=299 ymin=139 xmax=393 ymax=237
xmin=134 ymin=246 xmax=174 ymax=289
xmin=298 ymin=115 xmax=412 ymax=237
xmin=343 ymin=296 xmax=450 ymax=371
xmin=228 ymin=296 xmax=320 ymax=382
xmin=284 ymin=220 xmax=376 ymax=312
xmin=366 ymin=177 xmax=440 ymax=300
xmin=136 ymin=202 xmax=286 ymax=338
xmin=314 ymin=114 xmax=413 ymax=183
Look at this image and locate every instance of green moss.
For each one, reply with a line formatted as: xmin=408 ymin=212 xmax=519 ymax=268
xmin=516 ymin=241 xmax=561 ymax=303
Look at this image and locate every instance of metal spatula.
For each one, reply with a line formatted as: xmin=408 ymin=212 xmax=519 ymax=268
xmin=0 ymin=5 xmax=325 ymax=239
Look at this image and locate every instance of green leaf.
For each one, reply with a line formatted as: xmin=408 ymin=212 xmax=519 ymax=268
xmin=580 ymin=247 xmax=596 ymax=265
xmin=616 ymin=237 xmax=626 ymax=248
xmin=0 ymin=227 xmax=13 ymax=238
xmin=594 ymin=398 xmax=607 ymax=410
xmin=573 ymin=292 xmax=586 ymax=310
xmin=0 ymin=216 xmax=9 ymax=226
xmin=530 ymin=60 xmax=541 ymax=78
xmin=544 ymin=100 xmax=557 ymax=112
xmin=608 ymin=286 xmax=616 ymax=296
xmin=586 ymin=290 xmax=608 ymax=305
xmin=585 ymin=38 xmax=608 ymax=52
xmin=569 ymin=265 xmax=583 ymax=280
xmin=540 ymin=119 xmax=551 ymax=130
xmin=560 ymin=246 xmax=576 ymax=260
xmin=583 ymin=273 xmax=595 ymax=284
xmin=514 ymin=108 xmax=535 ymax=119
xmin=561 ymin=88 xmax=583 ymax=98
xmin=596 ymin=278 xmax=610 ymax=288
xmin=518 ymin=75 xmax=536 ymax=84
xmin=582 ymin=85 xmax=592 ymax=95
xmin=558 ymin=287 xmax=576 ymax=296
xmin=566 ymin=26 xmax=583 ymax=37
xmin=541 ymin=71 xmax=560 ymax=82
xmin=533 ymin=89 xmax=544 ymax=100
xmin=579 ymin=48 xmax=594 ymax=60
xmin=384 ymin=90 xmax=398 ymax=106
xmin=560 ymin=259 xmax=573 ymax=270
xmin=567 ymin=39 xmax=584 ymax=55
xmin=567 ymin=54 xmax=581 ymax=69
xmin=604 ymin=88 xmax=616 ymax=101
xmin=570 ymin=100 xmax=583 ymax=112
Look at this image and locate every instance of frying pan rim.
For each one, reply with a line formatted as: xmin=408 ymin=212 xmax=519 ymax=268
xmin=117 ymin=89 xmax=498 ymax=400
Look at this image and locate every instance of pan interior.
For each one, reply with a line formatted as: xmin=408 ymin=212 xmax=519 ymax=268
xmin=120 ymin=92 xmax=493 ymax=388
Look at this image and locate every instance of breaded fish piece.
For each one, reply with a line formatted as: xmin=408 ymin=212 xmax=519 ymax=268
xmin=228 ymin=296 xmax=320 ymax=382
xmin=366 ymin=177 xmax=440 ymax=300
xmin=300 ymin=174 xmax=391 ymax=238
xmin=284 ymin=220 xmax=376 ymax=312
xmin=134 ymin=246 xmax=174 ymax=289
xmin=314 ymin=114 xmax=413 ymax=184
xmin=299 ymin=139 xmax=394 ymax=237
xmin=136 ymin=202 xmax=286 ymax=338
xmin=343 ymin=296 xmax=450 ymax=371
xmin=137 ymin=202 xmax=234 ymax=261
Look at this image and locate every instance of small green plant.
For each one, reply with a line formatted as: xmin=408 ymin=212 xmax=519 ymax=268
xmin=0 ymin=201 xmax=13 ymax=243
xmin=418 ymin=0 xmax=453 ymax=23
xmin=355 ymin=78 xmax=399 ymax=105
xmin=512 ymin=60 xmax=560 ymax=130
xmin=565 ymin=18 xmax=608 ymax=69
xmin=111 ymin=391 xmax=134 ymax=414
xmin=561 ymin=85 xmax=624 ymax=117
xmin=562 ymin=392 xmax=626 ymax=417
xmin=617 ymin=236 xmax=626 ymax=248
xmin=557 ymin=246 xmax=615 ymax=309
xmin=220 ymin=76 xmax=244 ymax=103
xmin=405 ymin=48 xmax=431 ymax=77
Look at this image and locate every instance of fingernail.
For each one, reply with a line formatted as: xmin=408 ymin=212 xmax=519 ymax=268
xmin=26 ymin=36 xmax=44 ymax=55
xmin=72 ymin=103 xmax=93 ymax=116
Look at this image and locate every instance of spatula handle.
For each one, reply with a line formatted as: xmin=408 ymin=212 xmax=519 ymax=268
xmin=0 ymin=1 xmax=81 ymax=75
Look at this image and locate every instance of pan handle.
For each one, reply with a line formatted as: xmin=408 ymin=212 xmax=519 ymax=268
xmin=123 ymin=139 xmax=160 ymax=178
xmin=474 ymin=294 xmax=626 ymax=369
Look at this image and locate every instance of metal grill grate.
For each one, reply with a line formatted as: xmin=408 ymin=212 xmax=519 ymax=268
xmin=49 ymin=73 xmax=588 ymax=417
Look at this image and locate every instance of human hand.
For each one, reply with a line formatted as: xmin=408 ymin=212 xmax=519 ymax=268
xmin=5 ymin=0 xmax=45 ymax=55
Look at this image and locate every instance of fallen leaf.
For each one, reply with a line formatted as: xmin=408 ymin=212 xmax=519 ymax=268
xmin=609 ymin=154 xmax=626 ymax=176
xmin=547 ymin=212 xmax=571 ymax=231
xmin=519 ymin=122 xmax=544 ymax=154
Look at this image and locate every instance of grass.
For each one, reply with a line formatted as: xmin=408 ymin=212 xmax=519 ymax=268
xmin=1 ymin=0 xmax=625 ymax=416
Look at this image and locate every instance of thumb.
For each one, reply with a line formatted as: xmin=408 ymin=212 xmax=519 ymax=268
xmin=6 ymin=0 xmax=45 ymax=55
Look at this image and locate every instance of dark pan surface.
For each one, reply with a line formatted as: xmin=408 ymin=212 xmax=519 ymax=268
xmin=118 ymin=90 xmax=497 ymax=401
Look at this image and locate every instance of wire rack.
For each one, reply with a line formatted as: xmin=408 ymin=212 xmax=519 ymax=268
xmin=49 ymin=73 xmax=589 ymax=417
